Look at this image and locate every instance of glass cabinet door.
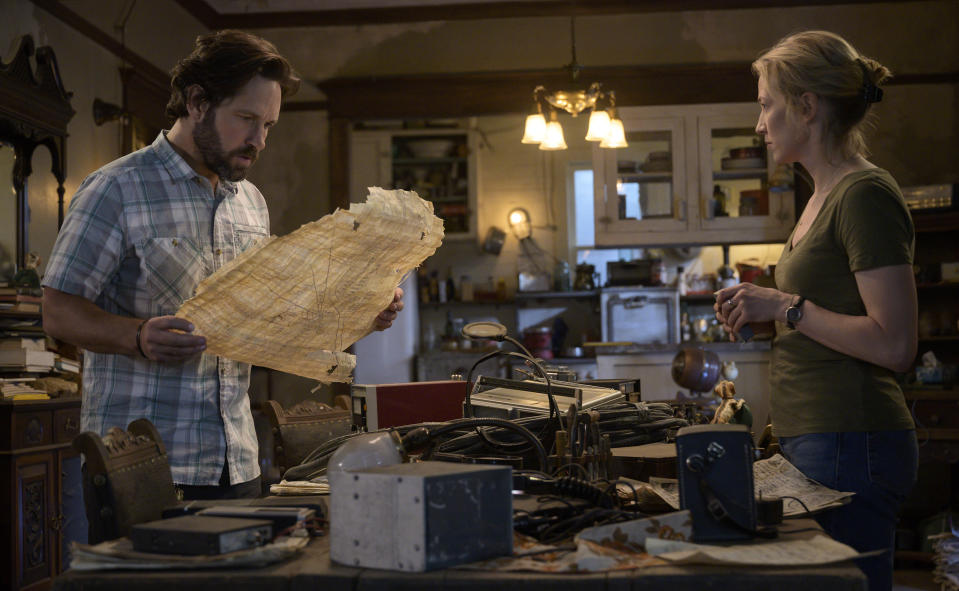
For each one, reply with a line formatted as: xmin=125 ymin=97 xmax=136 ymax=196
xmin=593 ymin=115 xmax=687 ymax=245
xmin=697 ymin=110 xmax=794 ymax=233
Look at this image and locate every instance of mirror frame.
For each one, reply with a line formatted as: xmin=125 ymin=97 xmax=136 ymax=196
xmin=0 ymin=35 xmax=75 ymax=271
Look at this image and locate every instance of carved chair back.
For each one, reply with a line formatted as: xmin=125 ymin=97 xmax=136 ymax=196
xmin=73 ymin=418 xmax=179 ymax=543
xmin=264 ymin=399 xmax=352 ymax=478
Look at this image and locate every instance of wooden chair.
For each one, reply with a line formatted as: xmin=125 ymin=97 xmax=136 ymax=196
xmin=73 ymin=418 xmax=180 ymax=543
xmin=264 ymin=399 xmax=352 ymax=477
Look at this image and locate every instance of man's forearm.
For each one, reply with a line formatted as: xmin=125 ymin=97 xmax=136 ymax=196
xmin=42 ymin=287 xmax=141 ymax=356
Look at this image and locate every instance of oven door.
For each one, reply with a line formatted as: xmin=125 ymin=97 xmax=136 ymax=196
xmin=601 ymin=287 xmax=680 ymax=345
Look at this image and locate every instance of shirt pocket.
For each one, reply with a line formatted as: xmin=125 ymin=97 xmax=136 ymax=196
xmin=233 ymin=223 xmax=268 ymax=254
xmin=138 ymin=236 xmax=210 ymax=315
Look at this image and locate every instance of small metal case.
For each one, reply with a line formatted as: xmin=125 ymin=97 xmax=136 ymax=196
xmin=130 ymin=515 xmax=273 ymax=555
xmin=676 ymin=424 xmax=756 ymax=541
xmin=330 ymin=461 xmax=513 ymax=571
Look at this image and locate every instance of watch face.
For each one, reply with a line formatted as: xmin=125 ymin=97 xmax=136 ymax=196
xmin=787 ymin=307 xmax=801 ymax=323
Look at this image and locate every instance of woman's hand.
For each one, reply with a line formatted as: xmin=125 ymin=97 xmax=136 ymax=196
xmin=714 ymin=283 xmax=793 ymax=340
xmin=373 ymin=287 xmax=405 ymax=331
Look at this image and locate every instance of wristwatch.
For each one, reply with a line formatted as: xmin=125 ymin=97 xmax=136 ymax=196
xmin=785 ymin=295 xmax=806 ymax=330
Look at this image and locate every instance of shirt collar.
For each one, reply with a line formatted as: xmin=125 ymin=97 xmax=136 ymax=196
xmin=153 ymin=131 xmax=239 ymax=195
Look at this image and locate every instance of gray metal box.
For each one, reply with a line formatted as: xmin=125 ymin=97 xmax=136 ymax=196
xmin=330 ymin=461 xmax=513 ymax=571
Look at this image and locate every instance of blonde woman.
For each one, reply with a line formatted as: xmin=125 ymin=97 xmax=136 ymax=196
xmin=715 ymin=31 xmax=917 ymax=591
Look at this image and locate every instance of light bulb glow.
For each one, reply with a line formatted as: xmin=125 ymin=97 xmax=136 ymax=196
xmin=585 ymin=109 xmax=611 ymax=141
xmin=599 ymin=118 xmax=628 ymax=149
xmin=539 ymin=120 xmax=568 ymax=150
xmin=521 ymin=114 xmax=546 ymax=144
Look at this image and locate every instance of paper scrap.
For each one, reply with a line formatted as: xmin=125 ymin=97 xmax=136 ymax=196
xmin=269 ymin=479 xmax=329 ymax=495
xmin=176 ymin=188 xmax=443 ymax=382
xmin=648 ymin=534 xmax=860 ymax=565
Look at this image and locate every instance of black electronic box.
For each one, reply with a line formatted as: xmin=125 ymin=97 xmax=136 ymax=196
xmin=130 ymin=514 xmax=273 ymax=555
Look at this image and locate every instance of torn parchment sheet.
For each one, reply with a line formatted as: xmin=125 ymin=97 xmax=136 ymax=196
xmin=176 ymin=187 xmax=443 ymax=382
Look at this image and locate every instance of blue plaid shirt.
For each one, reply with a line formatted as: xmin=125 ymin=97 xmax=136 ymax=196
xmin=43 ymin=132 xmax=269 ymax=486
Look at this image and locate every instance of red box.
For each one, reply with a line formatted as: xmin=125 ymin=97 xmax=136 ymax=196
xmin=350 ymin=381 xmax=468 ymax=431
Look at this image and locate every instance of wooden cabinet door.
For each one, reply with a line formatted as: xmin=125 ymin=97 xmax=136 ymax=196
xmin=695 ymin=107 xmax=795 ymax=242
xmin=13 ymin=452 xmax=57 ymax=591
xmin=593 ymin=112 xmax=688 ymax=246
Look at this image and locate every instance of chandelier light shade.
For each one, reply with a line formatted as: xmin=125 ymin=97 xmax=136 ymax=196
xmin=600 ymin=116 xmax=628 ymax=149
xmin=584 ymin=109 xmax=611 ymax=142
xmin=520 ymin=18 xmax=628 ymax=151
xmin=540 ymin=113 xmax=568 ymax=151
xmin=521 ymin=112 xmax=547 ymax=144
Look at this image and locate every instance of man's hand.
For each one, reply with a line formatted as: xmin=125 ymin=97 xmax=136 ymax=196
xmin=138 ymin=316 xmax=207 ymax=362
xmin=373 ymin=287 xmax=404 ymax=331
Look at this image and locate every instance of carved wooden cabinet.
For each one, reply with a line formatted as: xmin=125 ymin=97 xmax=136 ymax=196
xmin=1 ymin=398 xmax=82 ymax=591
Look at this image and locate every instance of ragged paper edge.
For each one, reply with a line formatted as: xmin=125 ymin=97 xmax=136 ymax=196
xmin=176 ymin=187 xmax=442 ymax=383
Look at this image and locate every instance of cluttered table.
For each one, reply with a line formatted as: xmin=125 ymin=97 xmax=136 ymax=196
xmin=53 ymin=519 xmax=867 ymax=591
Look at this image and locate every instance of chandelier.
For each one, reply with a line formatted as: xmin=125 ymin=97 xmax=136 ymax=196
xmin=521 ymin=18 xmax=627 ymax=151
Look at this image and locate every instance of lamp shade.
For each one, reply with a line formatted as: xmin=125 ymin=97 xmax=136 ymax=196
xmin=521 ymin=113 xmax=547 ymax=144
xmin=326 ymin=431 xmax=405 ymax=486
xmin=539 ymin=120 xmax=567 ymax=151
xmin=584 ymin=109 xmax=611 ymax=142
xmin=507 ymin=207 xmax=532 ymax=240
xmin=599 ymin=118 xmax=628 ymax=149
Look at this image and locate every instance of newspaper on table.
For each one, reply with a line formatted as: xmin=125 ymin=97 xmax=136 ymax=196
xmin=641 ymin=453 xmax=854 ymax=517
xmin=69 ymin=536 xmax=309 ymax=570
xmin=176 ymin=187 xmax=443 ymax=382
xmin=645 ymin=533 xmax=862 ymax=566
xmin=270 ymin=478 xmax=329 ymax=495
xmin=463 ymin=509 xmax=867 ymax=573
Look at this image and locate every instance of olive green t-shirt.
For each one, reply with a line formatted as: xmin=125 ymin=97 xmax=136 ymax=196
xmin=771 ymin=168 xmax=915 ymax=437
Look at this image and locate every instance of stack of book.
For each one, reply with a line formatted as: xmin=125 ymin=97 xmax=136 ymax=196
xmin=0 ymin=286 xmax=42 ymax=314
xmin=0 ymin=285 xmax=81 ymax=378
xmin=0 ymin=378 xmax=50 ymax=400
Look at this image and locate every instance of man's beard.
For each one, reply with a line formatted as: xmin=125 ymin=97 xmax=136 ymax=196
xmin=193 ymin=108 xmax=257 ymax=182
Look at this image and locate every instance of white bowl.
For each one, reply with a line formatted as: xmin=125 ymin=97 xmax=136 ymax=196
xmin=407 ymin=139 xmax=454 ymax=159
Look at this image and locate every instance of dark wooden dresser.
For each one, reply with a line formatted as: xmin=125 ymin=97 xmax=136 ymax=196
xmin=1 ymin=398 xmax=83 ymax=591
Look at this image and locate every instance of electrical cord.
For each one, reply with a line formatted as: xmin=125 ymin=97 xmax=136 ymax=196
xmin=408 ymin=417 xmax=549 ymax=472
xmin=282 ymin=400 xmax=689 ymax=481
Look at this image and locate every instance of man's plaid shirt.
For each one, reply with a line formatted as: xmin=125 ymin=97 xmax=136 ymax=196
xmin=44 ymin=132 xmax=269 ymax=486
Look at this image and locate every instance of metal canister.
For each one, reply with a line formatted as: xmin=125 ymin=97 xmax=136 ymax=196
xmin=523 ymin=326 xmax=553 ymax=360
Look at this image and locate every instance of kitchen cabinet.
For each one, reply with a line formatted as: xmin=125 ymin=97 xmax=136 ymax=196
xmin=349 ymin=128 xmax=478 ymax=239
xmin=1 ymin=398 xmax=83 ymax=591
xmin=592 ymin=103 xmax=795 ymax=247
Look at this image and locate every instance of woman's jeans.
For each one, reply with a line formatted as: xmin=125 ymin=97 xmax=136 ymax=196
xmin=779 ymin=430 xmax=918 ymax=591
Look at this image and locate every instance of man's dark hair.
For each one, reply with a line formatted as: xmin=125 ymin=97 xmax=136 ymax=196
xmin=166 ymin=30 xmax=300 ymax=122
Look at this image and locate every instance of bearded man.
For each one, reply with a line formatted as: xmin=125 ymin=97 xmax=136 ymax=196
xmin=42 ymin=30 xmax=402 ymax=500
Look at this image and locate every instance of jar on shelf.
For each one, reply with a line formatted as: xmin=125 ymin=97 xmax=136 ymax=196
xmin=650 ymin=258 xmax=666 ymax=286
xmin=553 ymin=261 xmax=571 ymax=291
xmin=523 ymin=326 xmax=553 ymax=360
xmin=460 ymin=275 xmax=474 ymax=302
